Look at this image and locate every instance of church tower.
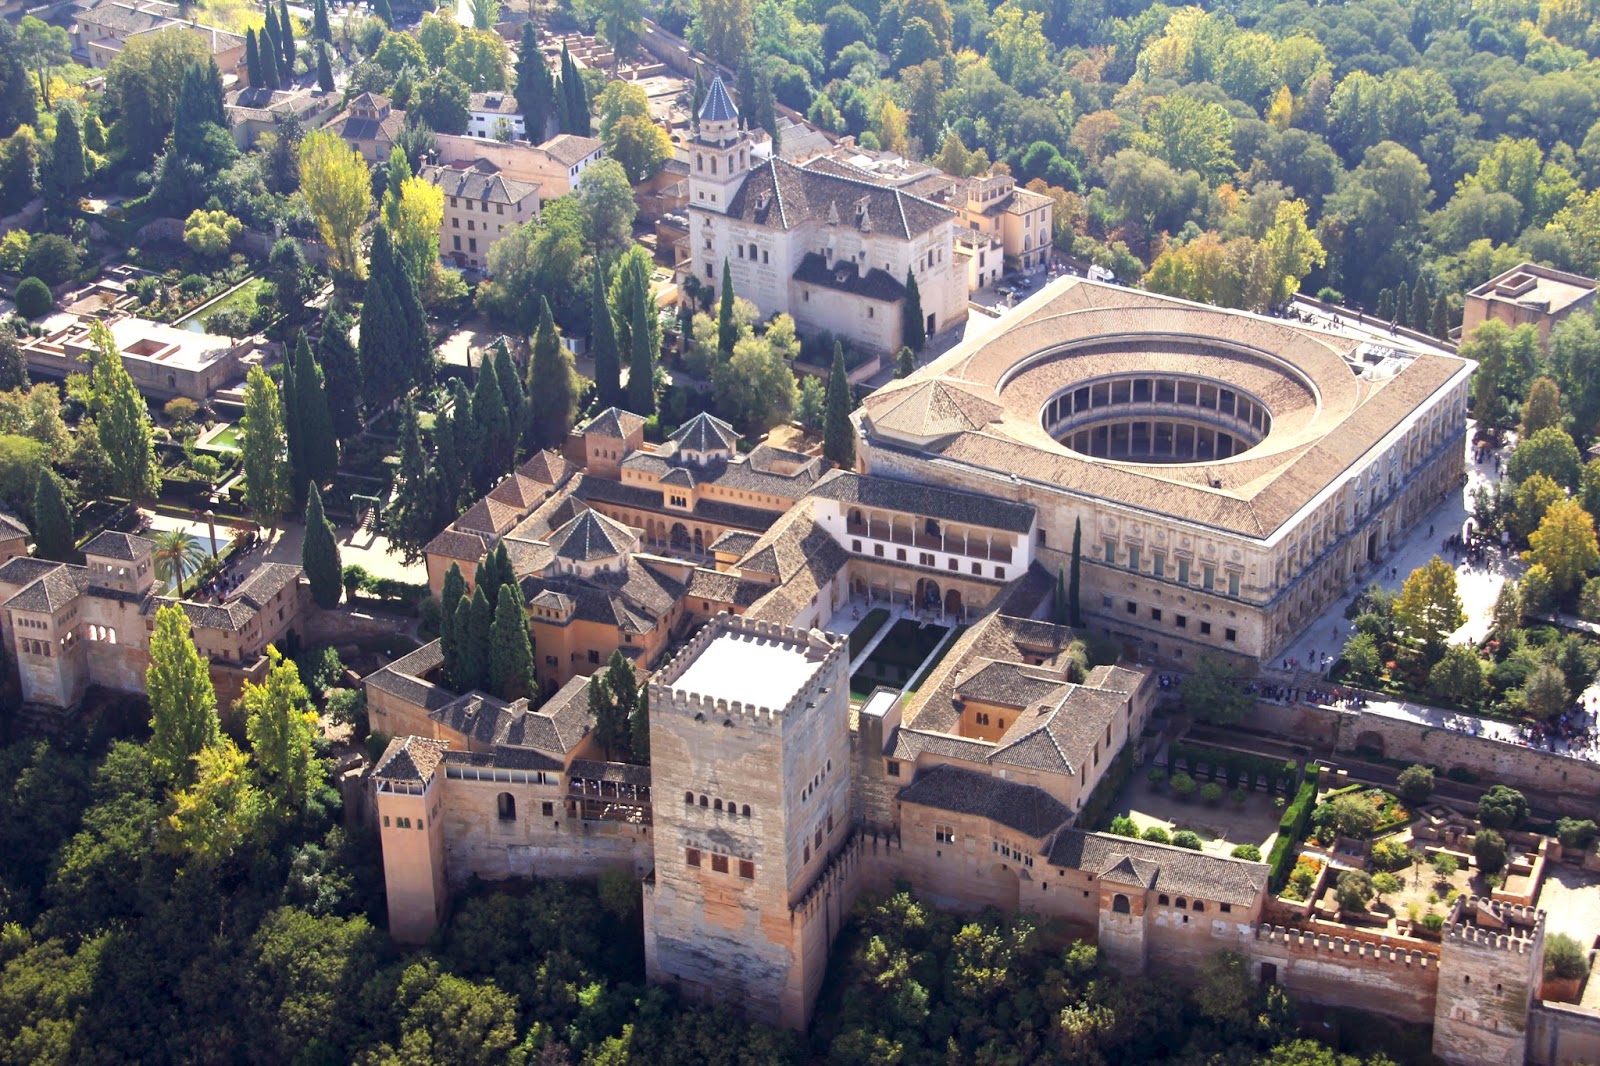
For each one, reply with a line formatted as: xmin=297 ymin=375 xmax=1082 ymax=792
xmin=688 ymin=75 xmax=750 ymax=215
xmin=642 ymin=614 xmax=861 ymax=1029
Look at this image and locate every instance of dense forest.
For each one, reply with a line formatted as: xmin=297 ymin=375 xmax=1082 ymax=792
xmin=0 ymin=726 xmax=1413 ymax=1065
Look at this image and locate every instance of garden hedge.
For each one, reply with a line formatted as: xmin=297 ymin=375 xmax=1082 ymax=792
xmin=1267 ymin=768 xmax=1320 ymax=891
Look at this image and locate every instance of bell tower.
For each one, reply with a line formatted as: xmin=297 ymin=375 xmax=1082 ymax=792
xmin=689 ymin=75 xmax=750 ymax=215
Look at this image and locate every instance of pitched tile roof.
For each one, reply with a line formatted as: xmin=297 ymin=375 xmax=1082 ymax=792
xmin=469 ymin=91 xmax=521 ymax=115
xmin=539 ymin=133 xmax=604 ymax=166
xmin=709 ymin=529 xmax=760 ymax=555
xmin=518 ymin=449 xmax=571 ymax=485
xmin=425 ymin=528 xmax=490 ymax=561
xmin=4 ymin=564 xmax=89 ymax=613
xmin=725 ymin=156 xmax=955 ymax=240
xmin=518 ymin=556 xmax=683 ymax=634
xmin=1044 ymin=830 xmax=1269 ymax=905
xmin=898 ymin=763 xmax=1072 ymax=838
xmin=0 ymin=508 xmax=30 ymax=540
xmin=671 ymin=411 xmax=739 ymax=453
xmin=0 ymin=556 xmax=64 ymax=588
xmin=420 ymin=160 xmax=540 ymax=207
xmin=864 ymin=379 xmax=1004 ymax=440
xmin=808 ymin=469 xmax=1035 ymax=533
xmin=791 ymin=253 xmax=906 ymax=303
xmin=578 ymin=407 xmax=647 ymax=440
xmin=373 ymin=735 xmax=448 ymax=782
xmin=364 ymin=641 xmax=457 ymax=711
xmin=699 ymin=75 xmax=738 ymax=122
xmin=81 ymin=530 xmax=151 ymax=560
xmin=546 ymin=509 xmax=635 ymax=562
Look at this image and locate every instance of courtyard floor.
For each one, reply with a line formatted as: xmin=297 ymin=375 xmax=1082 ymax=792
xmin=1105 ymin=773 xmax=1286 ymax=859
xmin=142 ymin=510 xmax=426 ymax=586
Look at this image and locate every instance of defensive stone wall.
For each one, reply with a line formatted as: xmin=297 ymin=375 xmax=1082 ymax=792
xmin=1527 ymin=1002 xmax=1600 ymax=1066
xmin=1248 ymin=924 xmax=1440 ymax=1024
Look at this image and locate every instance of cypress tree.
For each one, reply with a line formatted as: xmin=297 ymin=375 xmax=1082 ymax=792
xmin=526 ymin=297 xmax=577 ymax=450
xmin=313 ymin=0 xmax=332 ymax=44
xmin=279 ymin=0 xmax=296 ymax=70
xmin=514 ymin=21 xmax=553 ymax=142
xmin=1409 ymin=278 xmax=1431 ymax=332
xmin=717 ymin=259 xmax=737 ymax=361
xmin=476 ymin=542 xmax=502 ymax=610
xmin=302 ymin=483 xmax=343 ymax=608
xmin=451 ymin=595 xmax=483 ymax=692
xmin=1431 ymin=292 xmax=1451 ymax=339
xmin=440 ymin=562 xmax=466 ymax=683
xmin=560 ymin=44 xmax=590 ymax=135
xmin=385 ymin=397 xmax=437 ymax=564
xmin=246 ymin=29 xmax=263 ymax=88
xmin=1376 ymin=287 xmax=1394 ymax=322
xmin=1068 ymin=517 xmax=1082 ymax=626
xmin=1392 ymin=280 xmax=1409 ymax=327
xmin=318 ymin=300 xmax=363 ymax=439
xmin=1054 ymin=566 xmax=1068 ymax=626
xmin=471 ymin=353 xmax=511 ymax=492
xmin=466 ymin=583 xmax=494 ymax=691
xmin=283 ymin=331 xmax=305 ymax=503
xmin=588 ymin=672 xmax=628 ymax=760
xmin=902 ymin=268 xmax=926 ymax=352
xmin=492 ymin=339 xmax=525 ymax=453
xmin=630 ymin=684 xmax=649 ymax=763
xmin=823 ymin=341 xmax=854 ymax=469
xmin=450 ymin=378 xmax=481 ymax=499
xmin=263 ymin=4 xmax=280 ymax=52
xmin=357 ymin=271 xmax=399 ymax=410
xmin=495 ymin=541 xmax=516 ymax=595
xmin=489 ymin=585 xmax=534 ymax=700
xmin=295 ymin=332 xmax=338 ymax=487
xmin=627 ymin=282 xmax=655 ymax=417
xmin=260 ymin=26 xmax=281 ymax=90
xmin=590 ymin=262 xmax=621 ymax=407
xmin=374 ymin=0 xmax=394 ymax=27
xmin=32 ymin=468 xmax=75 ymax=562
xmin=45 ymin=103 xmax=85 ymax=206
xmin=315 ymin=41 xmax=334 ymax=93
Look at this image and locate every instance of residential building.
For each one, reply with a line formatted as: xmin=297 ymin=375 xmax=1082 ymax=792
xmin=686 ymin=76 xmax=967 ymax=355
xmin=433 ymin=132 xmax=606 ymax=198
xmin=78 ymin=6 xmax=244 ymax=76
xmin=21 ymin=313 xmax=246 ymax=401
xmin=1461 ymin=262 xmax=1597 ymax=351
xmin=421 ymin=159 xmax=542 ymax=271
xmin=327 ymin=92 xmax=406 ymax=162
xmin=224 ymin=85 xmax=343 ymax=149
xmin=466 ymin=91 xmax=525 ymax=141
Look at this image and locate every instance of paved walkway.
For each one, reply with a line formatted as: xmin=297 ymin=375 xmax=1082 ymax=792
xmin=142 ymin=510 xmax=427 ymax=587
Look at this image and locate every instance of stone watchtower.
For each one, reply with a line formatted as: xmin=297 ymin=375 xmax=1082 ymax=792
xmin=371 ymin=736 xmax=452 ymax=944
xmin=642 ymin=614 xmax=859 ymax=1029
xmin=1431 ymin=896 xmax=1545 ymax=1066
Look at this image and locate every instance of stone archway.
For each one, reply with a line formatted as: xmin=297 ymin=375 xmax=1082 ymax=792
xmin=670 ymin=522 xmax=690 ymax=550
xmin=1353 ymin=731 xmax=1386 ymax=757
xmin=916 ymin=577 xmax=941 ymax=610
xmin=944 ymin=588 xmax=963 ymax=618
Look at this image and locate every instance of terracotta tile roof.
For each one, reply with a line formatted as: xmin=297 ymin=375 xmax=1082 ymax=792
xmin=863 ymin=379 xmax=1004 ymax=440
xmin=539 ymin=133 xmax=604 ymax=166
xmin=709 ymin=530 xmax=760 ymax=555
xmin=725 ymin=156 xmax=955 ymax=239
xmin=82 ymin=531 xmax=151 ymax=560
xmin=898 ymin=763 xmax=1071 ymax=838
xmin=1044 ymin=830 xmax=1269 ymax=905
xmin=808 ymin=469 xmax=1034 ymax=533
xmin=578 ymin=407 xmax=647 ymax=440
xmin=546 ymin=509 xmax=635 ymax=561
xmin=518 ymin=449 xmax=571 ymax=485
xmin=425 ymin=528 xmax=490 ymax=561
xmin=518 ymin=556 xmax=682 ymax=634
xmin=568 ymin=758 xmax=651 ymax=785
xmin=468 ymin=91 xmax=520 ymax=115
xmin=457 ymin=495 xmax=525 ymax=537
xmin=365 ymin=641 xmax=456 ymax=711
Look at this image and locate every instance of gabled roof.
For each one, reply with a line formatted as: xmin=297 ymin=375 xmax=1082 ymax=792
xmin=897 ymin=763 xmax=1072 ymax=839
xmin=0 ymin=508 xmax=28 ymax=540
xmin=671 ymin=411 xmax=739 ymax=453
xmin=425 ymin=528 xmax=490 ymax=561
xmin=724 ymin=156 xmax=955 ymax=239
xmin=4 ymin=564 xmax=88 ymax=614
xmin=82 ymin=530 xmax=151 ymax=561
xmin=700 ymin=74 xmax=738 ymax=123
xmin=539 ymin=133 xmax=604 ymax=166
xmin=547 ymin=509 xmax=635 ymax=562
xmin=863 ymin=379 xmax=1005 ymax=440
xmin=808 ymin=470 xmax=1035 ymax=533
xmin=791 ymin=253 xmax=906 ymax=303
xmin=1044 ymin=830 xmax=1269 ymax=905
xmin=420 ymin=160 xmax=540 ymax=207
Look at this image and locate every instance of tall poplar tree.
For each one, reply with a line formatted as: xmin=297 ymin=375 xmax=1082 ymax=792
xmin=242 ymin=649 xmax=325 ymax=814
xmin=318 ymin=300 xmax=363 ymax=439
xmin=489 ymin=585 xmax=534 ymax=700
xmin=589 ymin=262 xmax=621 ymax=408
xmin=627 ymin=283 xmax=655 ymax=417
xmin=87 ymin=322 xmax=159 ymax=501
xmin=240 ymin=364 xmax=291 ymax=523
xmin=902 ymin=268 xmax=926 ymax=352
xmin=823 ymin=341 xmax=854 ymax=468
xmin=32 ymin=468 xmax=74 ymax=562
xmin=717 ymin=258 xmax=737 ymax=362
xmin=302 ymin=484 xmax=343 ymax=608
xmin=147 ymin=603 xmax=221 ymax=785
xmin=525 ymin=297 xmax=577 ymax=450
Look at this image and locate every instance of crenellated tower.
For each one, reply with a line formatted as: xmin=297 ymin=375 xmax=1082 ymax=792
xmin=642 ymin=613 xmax=858 ymax=1028
xmin=1431 ymin=896 xmax=1544 ymax=1066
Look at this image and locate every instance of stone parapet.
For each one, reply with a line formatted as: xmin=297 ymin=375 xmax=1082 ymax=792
xmin=1255 ymin=923 xmax=1438 ymax=967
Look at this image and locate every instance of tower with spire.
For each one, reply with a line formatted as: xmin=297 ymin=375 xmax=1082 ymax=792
xmin=689 ymin=74 xmax=751 ymax=216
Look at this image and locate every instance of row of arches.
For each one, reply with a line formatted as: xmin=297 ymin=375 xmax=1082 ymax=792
xmin=685 ymin=792 xmax=751 ymax=818
xmin=845 ymin=508 xmax=1014 ymax=563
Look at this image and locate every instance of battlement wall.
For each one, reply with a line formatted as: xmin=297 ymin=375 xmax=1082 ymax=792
xmin=648 ymin=613 xmax=847 ymax=731
xmin=1445 ymin=895 xmax=1545 ymax=954
xmin=1249 ymin=924 xmax=1440 ymax=1025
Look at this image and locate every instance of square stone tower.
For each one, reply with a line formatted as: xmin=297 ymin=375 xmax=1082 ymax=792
xmin=642 ymin=614 xmax=856 ymax=1029
xmin=1432 ymin=896 xmax=1544 ymax=1066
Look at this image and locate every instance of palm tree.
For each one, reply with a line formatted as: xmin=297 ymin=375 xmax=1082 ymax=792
xmin=150 ymin=529 xmax=207 ymax=595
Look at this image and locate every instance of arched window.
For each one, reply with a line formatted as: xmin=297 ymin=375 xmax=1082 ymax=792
xmin=699 ymin=795 xmax=708 ymax=807
xmin=741 ymin=804 xmax=751 ymax=817
xmin=684 ymin=791 xmax=694 ymax=804
xmin=1158 ymin=894 xmax=1170 ymax=906
xmin=497 ymin=793 xmax=516 ymax=820
xmin=1175 ymin=898 xmax=1187 ymax=909
xmin=1112 ymin=894 xmax=1130 ymax=914
xmin=714 ymin=799 xmax=723 ymax=811
xmin=1193 ymin=901 xmax=1205 ymax=913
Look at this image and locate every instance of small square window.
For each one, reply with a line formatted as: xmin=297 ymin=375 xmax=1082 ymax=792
xmin=1175 ymin=614 xmax=1187 ymax=629
xmin=1225 ymin=628 xmax=1237 ymax=643
xmin=1200 ymin=621 xmax=1212 ymax=636
xmin=1102 ymin=595 xmax=1113 ymax=608
xmin=711 ymin=853 xmax=729 ymax=874
xmin=1125 ymin=601 xmax=1137 ymax=615
xmin=542 ymin=801 xmax=554 ymax=817
xmin=1150 ymin=608 xmax=1162 ymax=622
xmin=886 ymin=760 xmax=900 ymax=777
xmin=686 ymin=848 xmax=701 ymax=867
xmin=738 ymin=860 xmax=755 ymax=879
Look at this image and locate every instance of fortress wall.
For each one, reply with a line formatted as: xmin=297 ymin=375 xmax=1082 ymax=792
xmin=1248 ymin=924 xmax=1440 ymax=1024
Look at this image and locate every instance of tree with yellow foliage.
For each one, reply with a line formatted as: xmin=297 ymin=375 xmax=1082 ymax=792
xmin=297 ymin=130 xmax=372 ymax=279
xmin=1527 ymin=497 xmax=1600 ymax=595
xmin=1395 ymin=555 xmax=1466 ymax=658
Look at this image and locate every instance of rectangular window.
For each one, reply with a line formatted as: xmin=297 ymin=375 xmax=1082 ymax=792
xmin=451 ymin=217 xmax=459 ymax=228
xmin=1227 ymin=572 xmax=1240 ymax=597
xmin=468 ymin=238 xmax=477 ymax=253
xmin=935 ymin=824 xmax=955 ymax=843
xmin=1152 ymin=552 xmax=1165 ymax=578
xmin=453 ymin=235 xmax=461 ymax=250
xmin=886 ymin=760 xmax=900 ymax=777
xmin=1127 ymin=545 xmax=1141 ymax=571
xmin=1178 ymin=558 xmax=1190 ymax=584
xmin=588 ymin=649 xmax=600 ymax=664
xmin=686 ymin=848 xmax=701 ymax=867
xmin=1150 ymin=608 xmax=1162 ymax=622
xmin=1176 ymin=614 xmax=1187 ymax=629
xmin=542 ymin=801 xmax=554 ymax=817
xmin=1125 ymin=601 xmax=1137 ymax=615
xmin=1203 ymin=565 xmax=1215 ymax=591
xmin=1200 ymin=621 xmax=1212 ymax=636
xmin=1225 ymin=628 xmax=1237 ymax=643
xmin=1103 ymin=538 xmax=1116 ymax=563
xmin=738 ymin=860 xmax=755 ymax=880
xmin=1102 ymin=594 xmax=1113 ymax=608
xmin=711 ymin=853 xmax=729 ymax=873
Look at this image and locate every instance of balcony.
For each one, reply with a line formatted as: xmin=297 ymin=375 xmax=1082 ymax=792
xmin=845 ymin=515 xmax=1014 ymax=564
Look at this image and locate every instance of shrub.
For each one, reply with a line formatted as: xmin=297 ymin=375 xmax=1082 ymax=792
xmin=1556 ymin=818 xmax=1598 ymax=850
xmin=1431 ymin=853 xmax=1460 ymax=880
xmin=1141 ymin=826 xmax=1170 ymax=844
xmin=1146 ymin=767 xmax=1167 ymax=788
xmin=1267 ymin=772 xmax=1320 ymax=891
xmin=1371 ymin=838 xmax=1413 ymax=871
xmin=1396 ymin=764 xmax=1435 ymax=805
xmin=1170 ymin=772 xmax=1196 ymax=799
xmin=1311 ymin=793 xmax=1381 ymax=840
xmin=1171 ymin=830 xmax=1203 ymax=850
xmin=1199 ymin=782 xmax=1224 ymax=805
xmin=1107 ymin=815 xmax=1139 ymax=837
xmin=1230 ymin=844 xmax=1262 ymax=861
xmin=418 ymin=596 xmax=443 ymax=639
xmin=21 ymin=234 xmax=80 ymax=285
xmin=180 ymin=274 xmax=209 ymax=295
xmin=1546 ymin=933 xmax=1591 ymax=981
xmin=1478 ymin=785 xmax=1529 ymax=830
xmin=1230 ymin=787 xmax=1248 ymax=808
xmin=326 ymin=687 xmax=367 ymax=730
xmin=1288 ymin=856 xmax=1321 ymax=898
xmin=14 ymin=276 xmax=51 ymax=319
xmin=164 ymin=397 xmax=200 ymax=424
xmin=1336 ymin=870 xmax=1375 ymax=911
xmin=1473 ymin=828 xmax=1509 ymax=875
xmin=1421 ymin=912 xmax=1445 ymax=932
